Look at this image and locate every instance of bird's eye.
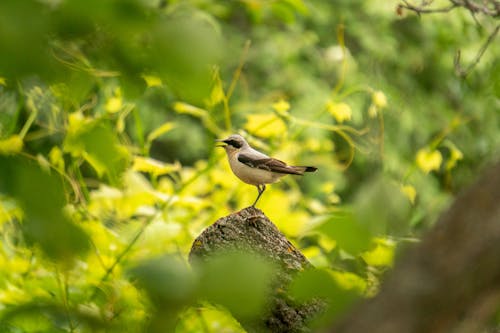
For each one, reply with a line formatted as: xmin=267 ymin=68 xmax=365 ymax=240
xmin=227 ymin=140 xmax=242 ymax=148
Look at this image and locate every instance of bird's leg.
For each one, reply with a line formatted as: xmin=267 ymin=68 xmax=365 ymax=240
xmin=251 ymin=184 xmax=266 ymax=207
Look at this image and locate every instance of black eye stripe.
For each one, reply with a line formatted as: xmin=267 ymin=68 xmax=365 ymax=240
xmin=227 ymin=140 xmax=242 ymax=148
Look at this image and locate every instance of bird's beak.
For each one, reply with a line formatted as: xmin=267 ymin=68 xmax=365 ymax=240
xmin=215 ymin=139 xmax=227 ymax=148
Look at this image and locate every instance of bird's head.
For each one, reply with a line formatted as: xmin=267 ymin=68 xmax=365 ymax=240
xmin=215 ymin=134 xmax=249 ymax=154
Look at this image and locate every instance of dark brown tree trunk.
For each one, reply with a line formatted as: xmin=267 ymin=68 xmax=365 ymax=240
xmin=331 ymin=161 xmax=500 ymax=333
xmin=189 ymin=207 xmax=324 ymax=332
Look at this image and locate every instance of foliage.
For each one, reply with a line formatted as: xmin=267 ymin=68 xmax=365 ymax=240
xmin=0 ymin=0 xmax=498 ymax=332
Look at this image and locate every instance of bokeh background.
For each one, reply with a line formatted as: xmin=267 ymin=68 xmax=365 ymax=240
xmin=0 ymin=0 xmax=498 ymax=332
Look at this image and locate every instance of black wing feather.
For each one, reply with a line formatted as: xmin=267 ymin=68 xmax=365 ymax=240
xmin=237 ymin=154 xmax=303 ymax=175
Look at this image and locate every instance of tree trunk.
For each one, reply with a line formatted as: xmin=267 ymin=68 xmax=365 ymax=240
xmin=331 ymin=161 xmax=500 ymax=333
xmin=189 ymin=206 xmax=324 ymax=332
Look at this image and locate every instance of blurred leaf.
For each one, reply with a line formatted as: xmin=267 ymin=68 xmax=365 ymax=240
xmin=0 ymin=157 xmax=89 ymax=260
xmin=48 ymin=146 xmax=65 ymax=172
xmin=354 ymin=175 xmax=412 ymax=236
xmin=400 ymin=184 xmax=417 ymax=204
xmin=272 ymin=99 xmax=290 ymax=115
xmin=371 ymin=90 xmax=387 ymax=108
xmin=244 ymin=113 xmax=287 ymax=138
xmin=0 ymin=89 xmax=19 ymax=137
xmin=0 ymin=135 xmax=23 ymax=155
xmin=64 ymin=113 xmax=130 ymax=183
xmin=0 ymin=301 xmax=108 ymax=332
xmin=142 ymin=75 xmax=162 ymax=88
xmin=329 ymin=270 xmax=367 ymax=294
xmin=361 ymin=238 xmax=396 ymax=267
xmin=132 ymin=156 xmax=181 ymax=176
xmin=416 ymin=148 xmax=443 ymax=174
xmin=444 ymin=140 xmax=463 ymax=170
xmin=129 ymin=256 xmax=196 ymax=332
xmin=317 ymin=211 xmax=372 ymax=255
xmin=173 ymin=102 xmax=208 ymax=118
xmin=326 ymin=101 xmax=352 ymax=123
xmin=0 ymin=1 xmax=56 ymax=80
xmin=150 ymin=9 xmax=223 ymax=103
xmin=147 ymin=122 xmax=176 ymax=143
xmin=198 ymin=252 xmax=275 ymax=319
xmin=88 ymin=171 xmax=162 ymax=220
xmin=179 ymin=305 xmax=245 ymax=333
xmin=290 ymin=268 xmax=358 ymax=326
xmin=105 ymin=89 xmax=123 ymax=114
xmin=129 ymin=256 xmax=195 ymax=307
xmin=290 ymin=268 xmax=338 ymax=301
xmin=368 ymin=104 xmax=378 ymax=118
xmin=206 ymin=72 xmax=225 ymax=107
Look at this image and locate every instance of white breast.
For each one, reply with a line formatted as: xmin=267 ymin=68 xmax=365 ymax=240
xmin=228 ymin=153 xmax=283 ymax=185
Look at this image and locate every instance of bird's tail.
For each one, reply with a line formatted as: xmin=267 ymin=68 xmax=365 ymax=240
xmin=291 ymin=166 xmax=318 ymax=174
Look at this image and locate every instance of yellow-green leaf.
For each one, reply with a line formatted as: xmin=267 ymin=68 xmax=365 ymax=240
xmin=0 ymin=135 xmax=23 ymax=155
xmin=147 ymin=122 xmax=176 ymax=143
xmin=400 ymin=184 xmax=416 ymax=204
xmin=142 ymin=75 xmax=162 ymax=87
xmin=416 ymin=148 xmax=442 ymax=173
xmin=372 ymin=90 xmax=387 ymax=108
xmin=49 ymin=146 xmax=65 ymax=171
xmin=444 ymin=141 xmax=463 ymax=170
xmin=328 ymin=270 xmax=366 ymax=294
xmin=132 ymin=156 xmax=181 ymax=176
xmin=272 ymin=99 xmax=290 ymax=115
xmin=368 ymin=105 xmax=378 ymax=118
xmin=0 ymin=77 xmax=6 ymax=86
xmin=244 ymin=113 xmax=286 ymax=138
xmin=326 ymin=101 xmax=351 ymax=123
xmin=105 ymin=87 xmax=123 ymax=113
xmin=361 ymin=238 xmax=395 ymax=267
xmin=67 ymin=111 xmax=91 ymax=136
xmin=173 ymin=102 xmax=207 ymax=118
xmin=207 ymin=79 xmax=225 ymax=107
xmin=64 ymin=120 xmax=130 ymax=183
xmin=105 ymin=96 xmax=123 ymax=113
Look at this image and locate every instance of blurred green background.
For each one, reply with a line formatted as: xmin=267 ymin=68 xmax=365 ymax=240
xmin=0 ymin=0 xmax=498 ymax=332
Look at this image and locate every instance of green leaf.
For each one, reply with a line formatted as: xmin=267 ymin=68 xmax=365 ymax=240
xmin=317 ymin=211 xmax=372 ymax=255
xmin=361 ymin=238 xmax=396 ymax=267
xmin=289 ymin=268 xmax=359 ymax=327
xmin=128 ymin=256 xmax=196 ymax=332
xmin=147 ymin=122 xmax=175 ymax=143
xmin=0 ymin=135 xmax=23 ymax=155
xmin=198 ymin=252 xmax=275 ymax=320
xmin=129 ymin=256 xmax=195 ymax=307
xmin=0 ymin=89 xmax=20 ymax=137
xmin=151 ymin=10 xmax=223 ymax=103
xmin=64 ymin=114 xmax=130 ymax=184
xmin=354 ymin=175 xmax=412 ymax=236
xmin=0 ymin=157 xmax=89 ymax=260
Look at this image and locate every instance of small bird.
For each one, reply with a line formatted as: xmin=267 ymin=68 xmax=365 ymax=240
xmin=216 ymin=134 xmax=317 ymax=207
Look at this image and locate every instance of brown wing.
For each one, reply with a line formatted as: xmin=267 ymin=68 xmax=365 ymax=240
xmin=237 ymin=154 xmax=303 ymax=175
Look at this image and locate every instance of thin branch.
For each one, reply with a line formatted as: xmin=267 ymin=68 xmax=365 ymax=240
xmin=399 ymin=1 xmax=499 ymax=77
xmin=400 ymin=0 xmax=500 ymax=16
xmin=88 ymin=214 xmax=157 ymax=301
xmin=454 ymin=24 xmax=500 ymax=77
xmin=451 ymin=0 xmax=500 ymax=17
xmin=222 ymin=40 xmax=251 ymax=132
xmin=55 ymin=268 xmax=76 ymax=333
xmin=399 ymin=0 xmax=458 ymax=15
xmin=227 ymin=40 xmax=251 ymax=101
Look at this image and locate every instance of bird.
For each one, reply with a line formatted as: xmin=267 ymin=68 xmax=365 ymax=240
xmin=216 ymin=134 xmax=317 ymax=207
